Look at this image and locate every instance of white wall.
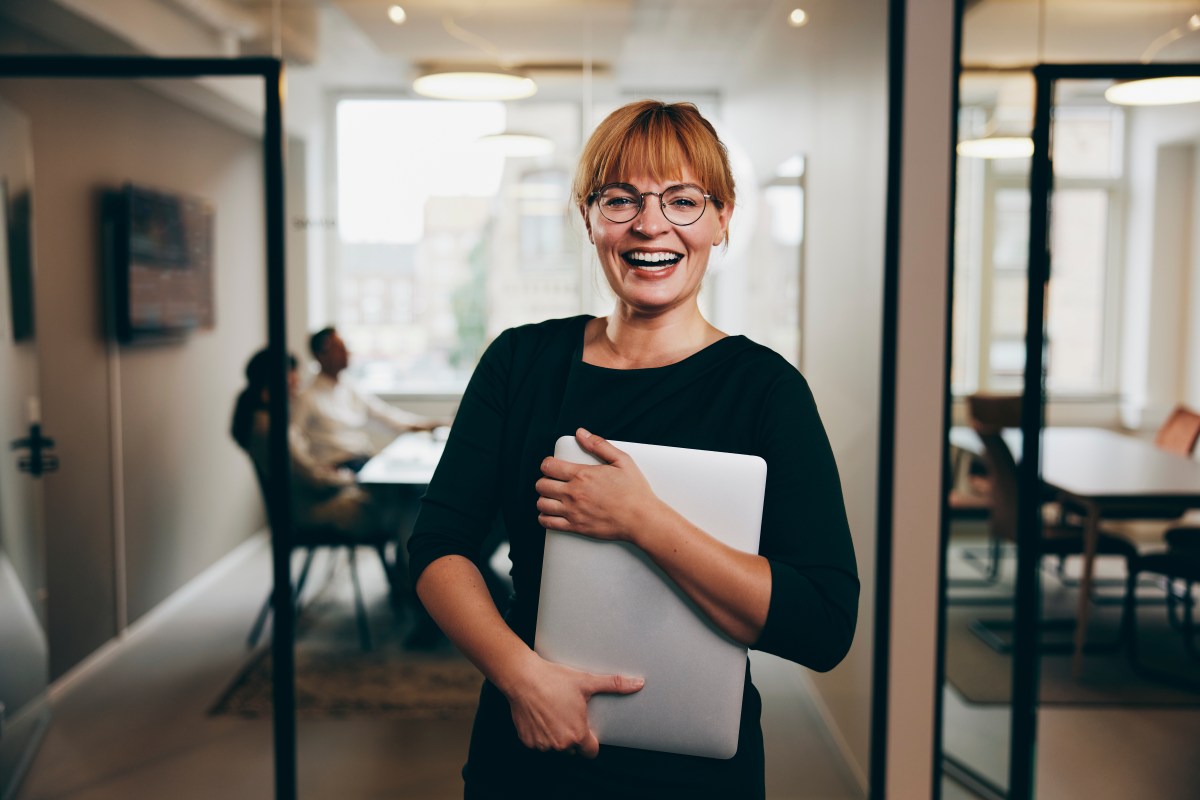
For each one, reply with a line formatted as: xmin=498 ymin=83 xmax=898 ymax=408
xmin=725 ymin=3 xmax=956 ymax=796
xmin=0 ymin=26 xmax=269 ymax=677
xmin=1121 ymin=104 xmax=1200 ymax=430
xmin=721 ymin=1 xmax=890 ymax=789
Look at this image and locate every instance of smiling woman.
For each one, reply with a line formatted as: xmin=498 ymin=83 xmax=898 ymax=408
xmin=407 ymin=100 xmax=859 ymax=798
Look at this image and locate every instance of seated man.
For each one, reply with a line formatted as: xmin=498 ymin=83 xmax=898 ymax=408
xmin=295 ymin=326 xmax=439 ymax=472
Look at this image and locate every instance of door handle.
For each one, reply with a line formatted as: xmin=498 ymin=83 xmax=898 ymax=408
xmin=10 ymin=423 xmax=58 ymax=477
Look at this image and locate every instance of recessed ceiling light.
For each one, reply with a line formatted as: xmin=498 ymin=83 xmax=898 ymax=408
xmin=788 ymin=9 xmax=809 ymax=28
xmin=413 ymin=70 xmax=537 ymax=101
xmin=1105 ymin=76 xmax=1200 ymax=106
xmin=956 ymin=136 xmax=1034 ymax=159
xmin=387 ymin=5 xmax=407 ymax=25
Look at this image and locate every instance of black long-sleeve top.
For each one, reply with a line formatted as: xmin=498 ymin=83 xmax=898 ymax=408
xmin=409 ymin=315 xmax=858 ymax=797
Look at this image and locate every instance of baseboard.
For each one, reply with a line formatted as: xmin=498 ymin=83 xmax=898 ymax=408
xmin=47 ymin=532 xmax=267 ymax=703
xmin=796 ymin=669 xmax=869 ymax=797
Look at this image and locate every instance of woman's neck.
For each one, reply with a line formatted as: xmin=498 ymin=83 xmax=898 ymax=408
xmin=584 ymin=307 xmax=725 ymax=369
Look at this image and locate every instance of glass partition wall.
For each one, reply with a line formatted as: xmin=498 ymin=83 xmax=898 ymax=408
xmin=940 ymin=61 xmax=1200 ymax=800
xmin=0 ymin=60 xmax=291 ymax=799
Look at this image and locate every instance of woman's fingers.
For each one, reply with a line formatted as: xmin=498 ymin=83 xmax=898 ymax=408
xmin=508 ymin=660 xmax=643 ymax=756
xmin=539 ymin=456 xmax=582 ymax=481
xmin=578 ymin=730 xmax=601 ymax=759
xmin=535 ymin=495 xmax=566 ymax=515
xmin=584 ymin=672 xmax=645 ymax=697
xmin=575 ymin=427 xmax=627 ymax=464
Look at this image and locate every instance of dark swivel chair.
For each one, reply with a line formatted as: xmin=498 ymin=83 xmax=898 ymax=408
xmin=245 ymin=462 xmax=397 ymax=651
xmin=1123 ymin=527 xmax=1200 ymax=687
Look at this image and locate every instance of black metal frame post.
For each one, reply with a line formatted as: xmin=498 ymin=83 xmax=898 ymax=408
xmin=1008 ymin=63 xmax=1054 ymax=800
xmin=870 ymin=2 xmax=906 ymax=795
xmin=0 ymin=55 xmax=296 ymax=800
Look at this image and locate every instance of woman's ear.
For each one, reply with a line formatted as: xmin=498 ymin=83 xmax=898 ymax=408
xmin=713 ymin=203 xmax=734 ymax=246
xmin=581 ymin=206 xmax=594 ymax=244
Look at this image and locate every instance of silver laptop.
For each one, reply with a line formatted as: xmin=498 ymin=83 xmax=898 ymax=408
xmin=534 ymin=436 xmax=767 ymax=759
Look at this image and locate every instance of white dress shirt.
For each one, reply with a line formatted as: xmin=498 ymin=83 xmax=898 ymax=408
xmin=293 ymin=373 xmax=424 ymax=466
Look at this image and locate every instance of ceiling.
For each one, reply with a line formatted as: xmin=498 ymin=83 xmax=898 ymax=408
xmin=962 ymin=1 xmax=1200 ymax=112
xmin=7 ymin=0 xmax=1200 ymax=122
xmin=297 ymin=0 xmax=787 ymax=99
xmin=306 ymin=0 xmax=1200 ymax=106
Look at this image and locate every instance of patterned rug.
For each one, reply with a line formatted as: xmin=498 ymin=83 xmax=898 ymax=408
xmin=209 ymin=647 xmax=484 ymax=720
xmin=210 ymin=553 xmax=483 ymax=720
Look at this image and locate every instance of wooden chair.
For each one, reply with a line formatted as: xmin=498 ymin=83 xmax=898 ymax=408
xmin=1154 ymin=405 xmax=1200 ymax=457
xmin=965 ymin=394 xmax=1137 ymax=652
xmin=245 ymin=462 xmax=396 ymax=651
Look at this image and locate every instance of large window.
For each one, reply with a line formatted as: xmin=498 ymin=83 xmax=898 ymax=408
xmin=952 ymin=103 xmax=1124 ymax=398
xmin=334 ymin=98 xmax=583 ymax=395
xmin=331 ymin=98 xmax=804 ymax=396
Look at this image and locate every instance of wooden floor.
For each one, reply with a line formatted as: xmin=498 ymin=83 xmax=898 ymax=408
xmin=13 ymin=536 xmax=866 ymax=800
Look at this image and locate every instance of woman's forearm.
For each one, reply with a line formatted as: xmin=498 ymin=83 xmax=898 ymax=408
xmin=414 ymin=555 xmax=537 ymax=695
xmin=631 ymin=501 xmax=772 ymax=646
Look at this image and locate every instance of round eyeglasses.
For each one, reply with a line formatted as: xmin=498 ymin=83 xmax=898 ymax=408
xmin=588 ymin=183 xmax=712 ymax=226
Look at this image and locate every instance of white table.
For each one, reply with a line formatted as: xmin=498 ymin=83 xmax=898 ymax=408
xmin=357 ymin=431 xmax=446 ymax=486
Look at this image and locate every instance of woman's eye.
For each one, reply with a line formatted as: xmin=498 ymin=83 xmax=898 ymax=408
xmin=604 ymin=197 xmax=635 ymax=207
xmin=668 ymin=198 xmax=699 ymax=208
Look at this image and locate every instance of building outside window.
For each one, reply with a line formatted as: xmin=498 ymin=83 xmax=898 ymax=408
xmin=331 ymin=97 xmax=806 ymax=398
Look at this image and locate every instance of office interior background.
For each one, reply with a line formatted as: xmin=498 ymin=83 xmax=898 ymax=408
xmin=0 ymin=1 xmax=1198 ymax=798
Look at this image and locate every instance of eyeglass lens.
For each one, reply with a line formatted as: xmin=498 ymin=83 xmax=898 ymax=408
xmin=595 ymin=184 xmax=708 ymax=226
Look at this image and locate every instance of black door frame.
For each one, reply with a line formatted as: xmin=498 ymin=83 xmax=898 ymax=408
xmin=0 ymin=55 xmax=296 ymax=800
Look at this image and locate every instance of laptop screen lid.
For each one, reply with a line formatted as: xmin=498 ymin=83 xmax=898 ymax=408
xmin=534 ymin=436 xmax=766 ymax=759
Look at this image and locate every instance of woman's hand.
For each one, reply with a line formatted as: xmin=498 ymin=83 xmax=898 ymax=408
xmin=535 ymin=428 xmax=661 ymax=542
xmin=505 ymin=653 xmax=644 ymax=757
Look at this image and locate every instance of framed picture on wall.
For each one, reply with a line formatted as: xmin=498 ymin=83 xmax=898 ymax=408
xmin=2 ymin=177 xmax=36 ymax=342
xmin=0 ymin=178 xmax=11 ymax=342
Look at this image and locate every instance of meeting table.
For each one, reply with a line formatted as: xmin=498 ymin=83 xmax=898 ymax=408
xmin=357 ymin=429 xmax=447 ymax=487
xmin=948 ymin=426 xmax=1200 ymax=678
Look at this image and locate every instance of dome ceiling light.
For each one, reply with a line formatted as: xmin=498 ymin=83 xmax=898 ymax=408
xmin=412 ymin=69 xmax=537 ymax=101
xmin=1105 ymin=76 xmax=1200 ymax=106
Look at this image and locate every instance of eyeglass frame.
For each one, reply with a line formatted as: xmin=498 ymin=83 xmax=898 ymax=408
xmin=586 ymin=182 xmax=715 ymax=227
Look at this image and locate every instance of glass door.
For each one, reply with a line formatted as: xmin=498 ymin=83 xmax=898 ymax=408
xmin=0 ymin=93 xmax=49 ymax=800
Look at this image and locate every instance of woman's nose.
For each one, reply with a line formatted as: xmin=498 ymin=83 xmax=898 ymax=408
xmin=634 ymin=198 xmax=671 ymax=235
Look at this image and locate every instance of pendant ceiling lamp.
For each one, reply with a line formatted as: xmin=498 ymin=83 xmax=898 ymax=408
xmin=1107 ymin=14 xmax=1200 ymax=106
xmin=957 ymin=136 xmax=1035 ymax=160
xmin=414 ymin=14 xmax=537 ymax=101
xmin=958 ymin=72 xmax=1036 ymax=160
xmin=1105 ymin=76 xmax=1200 ymax=106
xmin=413 ymin=69 xmax=537 ymax=101
xmin=957 ymin=3 xmax=1043 ymax=160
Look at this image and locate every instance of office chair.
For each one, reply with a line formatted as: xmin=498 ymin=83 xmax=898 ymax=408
xmin=965 ymin=394 xmax=1138 ymax=653
xmin=1123 ymin=527 xmax=1200 ymax=688
xmin=245 ymin=462 xmax=396 ymax=651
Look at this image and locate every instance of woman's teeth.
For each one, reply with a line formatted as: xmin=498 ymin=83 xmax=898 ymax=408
xmin=624 ymin=252 xmax=682 ymax=270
